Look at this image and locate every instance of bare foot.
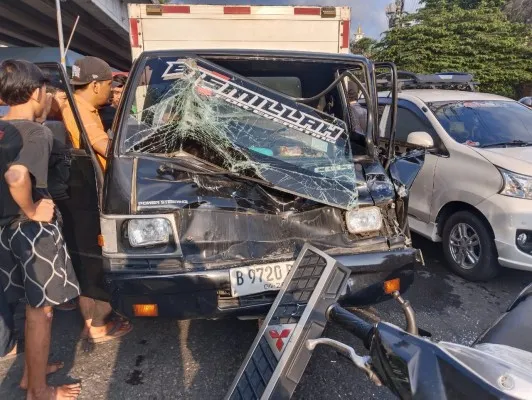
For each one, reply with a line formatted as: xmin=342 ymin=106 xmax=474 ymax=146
xmin=27 ymin=383 xmax=81 ymax=400
xmin=20 ymin=362 xmax=65 ymax=389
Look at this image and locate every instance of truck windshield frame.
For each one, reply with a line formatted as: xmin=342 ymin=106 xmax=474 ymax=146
xmin=115 ymin=52 xmax=373 ymax=210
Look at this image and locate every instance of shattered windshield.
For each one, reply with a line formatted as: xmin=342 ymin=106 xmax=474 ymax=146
xmin=121 ymin=56 xmax=358 ymax=210
xmin=429 ymin=100 xmax=532 ymax=147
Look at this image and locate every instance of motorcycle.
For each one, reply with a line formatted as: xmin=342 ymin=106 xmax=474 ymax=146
xmin=225 ymin=244 xmax=532 ymax=400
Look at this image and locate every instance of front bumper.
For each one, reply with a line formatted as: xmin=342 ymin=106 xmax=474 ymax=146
xmin=476 ymin=194 xmax=532 ymax=271
xmin=105 ymin=247 xmax=423 ymax=319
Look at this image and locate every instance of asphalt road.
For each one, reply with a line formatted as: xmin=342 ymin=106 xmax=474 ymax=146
xmin=1 ymin=235 xmax=531 ymax=400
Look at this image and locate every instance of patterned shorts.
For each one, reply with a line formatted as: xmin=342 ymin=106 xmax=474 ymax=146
xmin=0 ymin=219 xmax=80 ymax=308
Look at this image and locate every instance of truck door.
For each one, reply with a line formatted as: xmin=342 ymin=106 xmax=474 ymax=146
xmin=39 ymin=63 xmax=109 ymax=302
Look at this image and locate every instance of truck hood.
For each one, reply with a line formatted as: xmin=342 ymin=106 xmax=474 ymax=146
xmin=471 ymin=147 xmax=532 ymax=175
xmin=133 ymin=156 xmax=383 ymax=213
xmin=129 ymin=156 xmax=396 ymax=267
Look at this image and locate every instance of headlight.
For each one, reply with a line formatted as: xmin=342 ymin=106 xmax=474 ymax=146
xmin=127 ymin=218 xmax=171 ymax=247
xmin=345 ymin=207 xmax=383 ymax=234
xmin=499 ymin=168 xmax=532 ymax=200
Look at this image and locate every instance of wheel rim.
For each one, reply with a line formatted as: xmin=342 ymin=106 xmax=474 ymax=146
xmin=448 ymin=223 xmax=482 ymax=270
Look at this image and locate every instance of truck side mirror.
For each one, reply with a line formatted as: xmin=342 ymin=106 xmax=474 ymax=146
xmin=407 ymin=131 xmax=434 ymax=148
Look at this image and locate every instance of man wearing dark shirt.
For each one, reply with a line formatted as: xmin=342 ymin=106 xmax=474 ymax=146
xmin=0 ymin=60 xmax=81 ymax=399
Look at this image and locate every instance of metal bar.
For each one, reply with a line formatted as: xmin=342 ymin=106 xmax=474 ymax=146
xmin=55 ymin=0 xmax=66 ymax=69
xmin=327 ymin=304 xmax=374 ymax=349
xmin=64 ymin=15 xmax=80 ymax=55
xmin=374 ymin=62 xmax=398 ymax=170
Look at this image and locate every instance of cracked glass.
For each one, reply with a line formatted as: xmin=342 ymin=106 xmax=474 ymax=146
xmin=121 ymin=56 xmax=358 ymax=210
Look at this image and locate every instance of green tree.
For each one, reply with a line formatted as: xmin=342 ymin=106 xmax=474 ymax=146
xmin=422 ymin=0 xmax=505 ymax=9
xmin=350 ymin=37 xmax=378 ymax=58
xmin=375 ymin=3 xmax=532 ymax=97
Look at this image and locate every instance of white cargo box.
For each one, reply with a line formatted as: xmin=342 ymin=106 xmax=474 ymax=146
xmin=128 ymin=4 xmax=351 ymax=59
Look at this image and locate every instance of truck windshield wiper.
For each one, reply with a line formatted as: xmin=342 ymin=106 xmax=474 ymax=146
xmin=480 ymin=140 xmax=532 ymax=148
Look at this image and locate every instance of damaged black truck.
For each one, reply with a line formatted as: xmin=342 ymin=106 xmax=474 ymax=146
xmin=55 ymin=50 xmax=429 ymax=319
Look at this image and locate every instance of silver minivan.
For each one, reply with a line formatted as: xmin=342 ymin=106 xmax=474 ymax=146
xmin=377 ymin=74 xmax=532 ymax=281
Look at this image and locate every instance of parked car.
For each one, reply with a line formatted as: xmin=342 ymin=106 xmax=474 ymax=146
xmin=377 ymin=72 xmax=532 ymax=281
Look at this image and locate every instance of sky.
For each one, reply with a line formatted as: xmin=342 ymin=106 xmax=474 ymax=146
xmin=170 ymin=0 xmax=421 ymax=39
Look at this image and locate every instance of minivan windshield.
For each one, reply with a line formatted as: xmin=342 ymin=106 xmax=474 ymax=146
xmin=121 ymin=56 xmax=358 ymax=210
xmin=429 ymin=100 xmax=532 ymax=147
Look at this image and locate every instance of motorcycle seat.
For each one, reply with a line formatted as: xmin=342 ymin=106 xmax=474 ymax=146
xmin=474 ymin=292 xmax=532 ymax=353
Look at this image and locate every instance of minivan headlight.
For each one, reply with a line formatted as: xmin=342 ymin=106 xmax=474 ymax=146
xmin=346 ymin=207 xmax=383 ymax=234
xmin=499 ymin=168 xmax=532 ymax=200
xmin=127 ymin=218 xmax=171 ymax=247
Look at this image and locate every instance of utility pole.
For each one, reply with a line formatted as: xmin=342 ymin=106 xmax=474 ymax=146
xmin=386 ymin=0 xmax=405 ymax=29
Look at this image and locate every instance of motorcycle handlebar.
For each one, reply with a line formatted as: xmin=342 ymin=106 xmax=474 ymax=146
xmin=327 ymin=304 xmax=374 ymax=349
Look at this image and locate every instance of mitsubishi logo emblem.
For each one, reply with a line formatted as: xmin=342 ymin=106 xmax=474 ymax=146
xmin=265 ymin=323 xmax=296 ymax=360
xmin=269 ymin=329 xmax=291 ymax=351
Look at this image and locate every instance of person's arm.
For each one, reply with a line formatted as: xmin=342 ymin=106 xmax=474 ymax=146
xmin=85 ymin=121 xmax=110 ymax=157
xmin=4 ymin=166 xmax=54 ymax=222
xmin=91 ymin=136 xmax=110 ymax=157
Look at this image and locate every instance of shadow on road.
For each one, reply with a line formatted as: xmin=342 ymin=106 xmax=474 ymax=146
xmin=104 ymin=318 xmax=257 ymax=400
xmin=412 ymin=233 xmax=532 ymax=287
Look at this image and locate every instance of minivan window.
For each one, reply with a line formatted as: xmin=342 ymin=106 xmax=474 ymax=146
xmin=429 ymin=100 xmax=532 ymax=147
xmin=379 ymin=105 xmax=436 ymax=143
xmin=395 ymin=107 xmax=436 ymax=143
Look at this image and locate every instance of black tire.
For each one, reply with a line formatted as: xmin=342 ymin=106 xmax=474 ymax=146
xmin=441 ymin=211 xmax=499 ymax=281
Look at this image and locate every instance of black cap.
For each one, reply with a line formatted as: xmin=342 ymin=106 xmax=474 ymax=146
xmin=70 ymin=56 xmax=113 ymax=86
xmin=112 ymin=74 xmax=128 ymax=88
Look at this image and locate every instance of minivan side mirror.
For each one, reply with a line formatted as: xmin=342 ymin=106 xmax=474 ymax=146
xmin=407 ymin=131 xmax=434 ymax=148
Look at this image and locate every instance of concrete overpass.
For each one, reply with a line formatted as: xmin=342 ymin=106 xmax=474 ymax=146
xmin=0 ymin=0 xmax=156 ymax=70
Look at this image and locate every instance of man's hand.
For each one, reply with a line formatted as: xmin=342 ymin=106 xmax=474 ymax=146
xmin=26 ymin=199 xmax=55 ymax=222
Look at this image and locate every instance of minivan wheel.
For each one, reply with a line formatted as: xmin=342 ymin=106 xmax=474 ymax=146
xmin=442 ymin=211 xmax=499 ymax=281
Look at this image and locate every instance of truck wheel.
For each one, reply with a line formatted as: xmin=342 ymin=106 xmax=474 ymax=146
xmin=442 ymin=211 xmax=499 ymax=281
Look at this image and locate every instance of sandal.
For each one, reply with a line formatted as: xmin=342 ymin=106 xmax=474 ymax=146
xmin=87 ymin=319 xmax=133 ymax=344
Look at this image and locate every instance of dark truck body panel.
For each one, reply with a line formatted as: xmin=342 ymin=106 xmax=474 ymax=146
xmin=106 ymin=247 xmax=421 ymax=319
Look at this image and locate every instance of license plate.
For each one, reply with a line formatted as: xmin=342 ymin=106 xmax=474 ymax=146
xmin=229 ymin=261 xmax=293 ymax=297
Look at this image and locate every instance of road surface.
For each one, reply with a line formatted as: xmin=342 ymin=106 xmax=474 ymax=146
xmin=1 ymin=236 xmax=530 ymax=399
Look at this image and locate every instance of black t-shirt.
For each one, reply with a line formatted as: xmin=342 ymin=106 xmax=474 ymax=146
xmin=0 ymin=120 xmax=53 ymax=226
xmin=99 ymin=105 xmax=116 ymax=133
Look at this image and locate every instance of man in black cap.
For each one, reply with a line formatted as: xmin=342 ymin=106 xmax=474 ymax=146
xmin=347 ymin=80 xmax=367 ymax=134
xmin=63 ymin=56 xmax=113 ymax=171
xmin=62 ymin=56 xmax=133 ymax=348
